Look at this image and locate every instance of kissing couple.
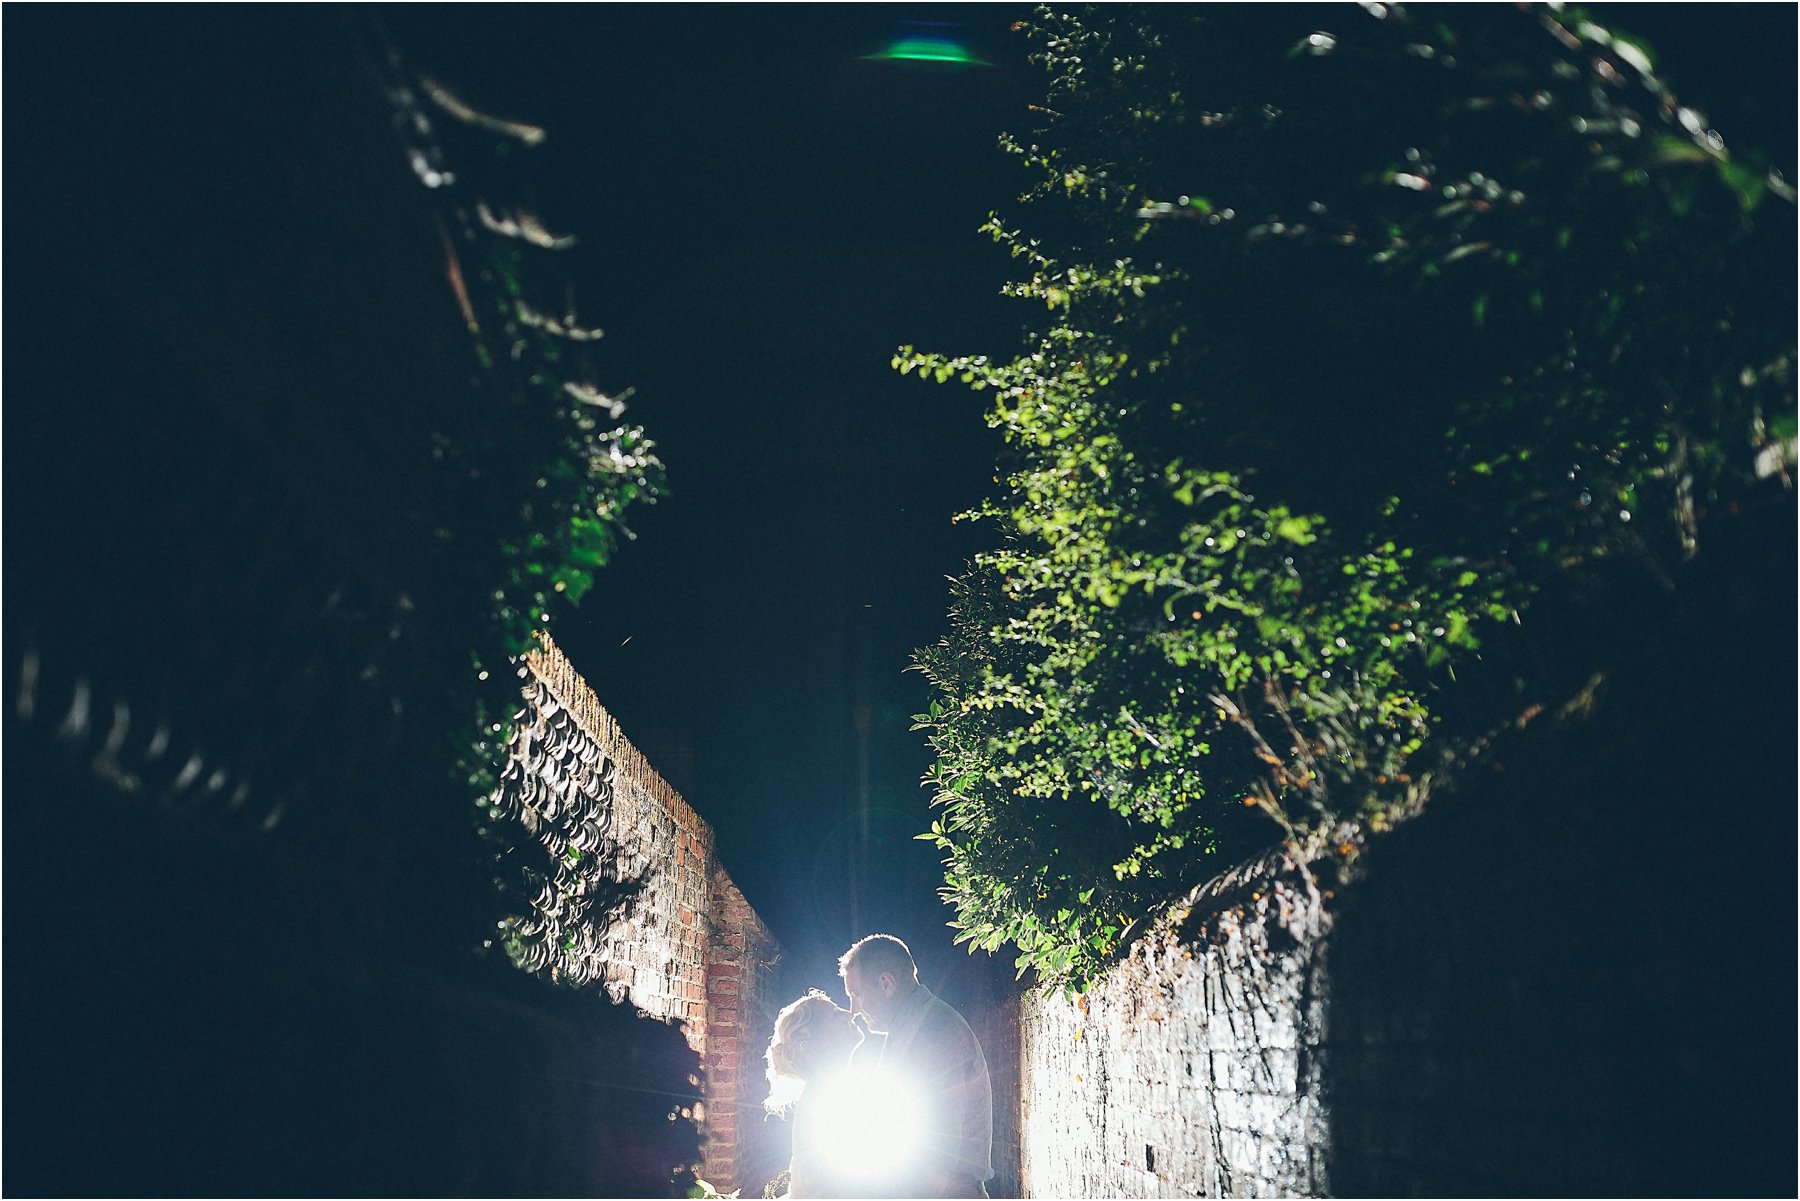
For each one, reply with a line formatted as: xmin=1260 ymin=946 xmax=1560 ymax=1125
xmin=763 ymin=934 xmax=993 ymax=1198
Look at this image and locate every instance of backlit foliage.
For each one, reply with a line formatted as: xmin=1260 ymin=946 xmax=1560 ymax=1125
xmin=906 ymin=4 xmax=1795 ymax=987
xmin=379 ymin=45 xmax=664 ymax=976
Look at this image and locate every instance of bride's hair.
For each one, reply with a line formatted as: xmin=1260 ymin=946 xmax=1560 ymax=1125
xmin=763 ymin=989 xmax=853 ymax=1114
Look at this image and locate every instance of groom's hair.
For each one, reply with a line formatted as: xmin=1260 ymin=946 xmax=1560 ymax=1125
xmin=838 ymin=933 xmax=918 ymax=983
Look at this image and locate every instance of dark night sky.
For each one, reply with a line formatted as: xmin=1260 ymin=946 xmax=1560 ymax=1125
xmin=406 ymin=6 xmax=1045 ymax=994
xmin=6 ymin=4 xmax=1038 ymax=1002
xmin=383 ymin=6 xmax=1043 ymax=995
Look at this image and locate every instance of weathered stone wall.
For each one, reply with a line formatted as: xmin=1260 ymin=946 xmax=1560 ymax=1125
xmin=1018 ymin=853 xmax=1329 ymax=1198
xmin=517 ymin=635 xmax=783 ymax=1194
xmin=1011 ymin=609 xmax=1796 ymax=1198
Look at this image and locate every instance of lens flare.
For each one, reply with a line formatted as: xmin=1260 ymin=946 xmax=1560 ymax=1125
xmin=812 ymin=1064 xmax=925 ymax=1184
xmin=865 ymin=36 xmax=989 ymax=66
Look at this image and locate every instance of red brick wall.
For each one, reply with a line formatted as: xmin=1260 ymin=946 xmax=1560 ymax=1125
xmin=515 ymin=635 xmax=782 ymax=1194
xmin=701 ymin=872 xmax=779 ymax=1189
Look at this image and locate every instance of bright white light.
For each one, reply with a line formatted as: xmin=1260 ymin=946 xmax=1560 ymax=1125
xmin=810 ymin=1064 xmax=925 ymax=1185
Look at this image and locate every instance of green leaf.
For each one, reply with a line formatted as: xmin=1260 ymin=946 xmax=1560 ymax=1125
xmin=1275 ymin=514 xmax=1317 ymax=544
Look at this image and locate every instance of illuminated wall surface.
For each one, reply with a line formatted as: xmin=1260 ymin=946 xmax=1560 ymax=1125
xmin=503 ymin=635 xmax=783 ymax=1194
xmin=1005 ymin=624 xmax=1794 ymax=1198
xmin=1017 ymin=853 xmax=1329 ymax=1198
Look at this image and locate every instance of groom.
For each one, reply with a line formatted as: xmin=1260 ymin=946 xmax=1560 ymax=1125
xmin=839 ymin=934 xmax=994 ymax=1198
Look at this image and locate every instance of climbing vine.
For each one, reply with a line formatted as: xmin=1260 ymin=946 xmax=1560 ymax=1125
xmin=907 ymin=4 xmax=1795 ymax=987
xmin=377 ymin=42 xmax=664 ymax=974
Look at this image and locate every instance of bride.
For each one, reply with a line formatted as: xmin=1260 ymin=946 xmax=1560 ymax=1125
xmin=762 ymin=989 xmax=866 ymax=1197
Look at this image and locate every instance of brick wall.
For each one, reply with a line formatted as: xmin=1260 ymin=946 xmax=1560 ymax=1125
xmin=702 ymin=870 xmax=782 ymax=1189
xmin=975 ymin=990 xmax=1025 ymax=1200
xmin=1007 ymin=628 xmax=1795 ymax=1198
xmin=1016 ymin=852 xmax=1329 ymax=1198
xmin=507 ymin=635 xmax=783 ymax=1194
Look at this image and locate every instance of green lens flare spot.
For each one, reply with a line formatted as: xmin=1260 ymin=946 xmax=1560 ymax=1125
xmin=865 ymin=37 xmax=988 ymax=66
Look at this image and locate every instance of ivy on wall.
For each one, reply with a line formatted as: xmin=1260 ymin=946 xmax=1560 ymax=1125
xmin=6 ymin=14 xmax=698 ymax=1193
xmin=905 ymin=4 xmax=1796 ymax=988
xmin=375 ymin=42 xmax=665 ymax=966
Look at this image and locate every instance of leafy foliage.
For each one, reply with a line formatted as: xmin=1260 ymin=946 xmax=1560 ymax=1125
xmin=5 ymin=13 xmax=695 ymax=1193
xmin=906 ymin=4 xmax=1795 ymax=987
xmin=377 ymin=46 xmax=668 ymax=980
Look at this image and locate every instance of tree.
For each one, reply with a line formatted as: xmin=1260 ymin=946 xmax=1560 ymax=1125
xmin=905 ymin=4 xmax=1796 ymax=988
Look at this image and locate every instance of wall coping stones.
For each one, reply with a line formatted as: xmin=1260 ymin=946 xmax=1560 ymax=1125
xmin=526 ymin=631 xmax=718 ymax=867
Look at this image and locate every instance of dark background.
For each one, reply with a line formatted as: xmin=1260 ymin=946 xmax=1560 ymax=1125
xmin=5 ymin=4 xmax=1040 ymax=1016
xmin=377 ymin=4 xmax=1043 ymax=995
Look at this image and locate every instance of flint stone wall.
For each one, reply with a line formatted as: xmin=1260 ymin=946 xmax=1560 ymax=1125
xmin=518 ymin=635 xmax=783 ymax=1195
xmin=1018 ymin=853 xmax=1328 ymax=1198
xmin=1010 ymin=628 xmax=1795 ymax=1198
